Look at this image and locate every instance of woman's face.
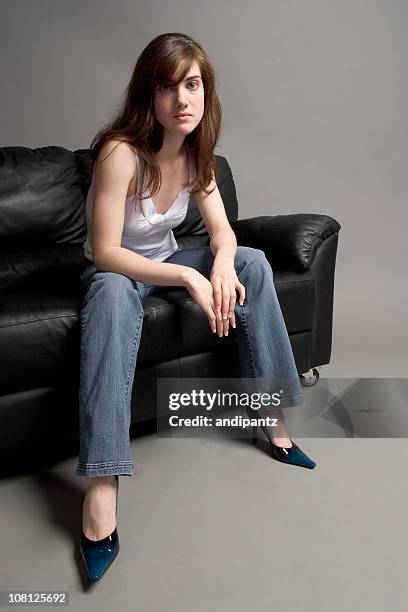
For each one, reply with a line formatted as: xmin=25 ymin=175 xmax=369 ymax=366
xmin=153 ymin=60 xmax=205 ymax=137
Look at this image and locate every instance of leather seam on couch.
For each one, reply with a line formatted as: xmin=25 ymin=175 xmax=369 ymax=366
xmin=0 ymin=314 xmax=79 ymax=329
xmin=1 ymin=304 xmax=181 ymax=331
xmin=274 ymin=279 xmax=314 ymax=287
xmin=142 ymin=305 xmax=176 ymax=314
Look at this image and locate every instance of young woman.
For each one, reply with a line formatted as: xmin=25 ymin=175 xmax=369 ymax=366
xmin=77 ymin=32 xmax=316 ymax=582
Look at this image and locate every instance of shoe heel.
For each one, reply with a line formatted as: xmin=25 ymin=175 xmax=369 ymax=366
xmin=114 ymin=475 xmax=119 ymax=518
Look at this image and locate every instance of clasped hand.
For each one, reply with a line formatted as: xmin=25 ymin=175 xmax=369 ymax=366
xmin=185 ymin=257 xmax=245 ymax=336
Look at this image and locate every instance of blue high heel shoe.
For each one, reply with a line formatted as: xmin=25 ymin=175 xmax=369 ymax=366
xmin=80 ymin=475 xmax=120 ymax=582
xmin=247 ymin=410 xmax=316 ymax=469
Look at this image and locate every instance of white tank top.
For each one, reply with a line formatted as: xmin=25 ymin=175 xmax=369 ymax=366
xmin=83 ymin=149 xmax=192 ymax=262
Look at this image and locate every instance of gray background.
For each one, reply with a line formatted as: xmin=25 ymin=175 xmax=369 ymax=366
xmin=2 ymin=0 xmax=407 ymax=377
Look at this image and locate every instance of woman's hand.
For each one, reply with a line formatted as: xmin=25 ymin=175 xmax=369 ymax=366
xmin=210 ymin=256 xmax=245 ymax=336
xmin=182 ymin=259 xmax=246 ymax=337
xmin=183 ymin=270 xmax=219 ymax=334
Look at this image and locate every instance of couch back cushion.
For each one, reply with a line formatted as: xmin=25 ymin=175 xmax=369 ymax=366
xmin=0 ymin=146 xmax=86 ymax=247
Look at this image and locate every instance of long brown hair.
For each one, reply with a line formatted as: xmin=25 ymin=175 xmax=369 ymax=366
xmin=89 ymin=32 xmax=222 ymax=214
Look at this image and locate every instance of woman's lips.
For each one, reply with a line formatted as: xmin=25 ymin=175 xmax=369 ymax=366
xmin=174 ymin=114 xmax=192 ymax=120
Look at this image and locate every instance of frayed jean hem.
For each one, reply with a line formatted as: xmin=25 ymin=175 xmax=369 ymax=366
xmin=278 ymin=393 xmax=305 ymax=409
xmin=254 ymin=392 xmax=305 ymax=410
xmin=76 ymin=461 xmax=134 ymax=477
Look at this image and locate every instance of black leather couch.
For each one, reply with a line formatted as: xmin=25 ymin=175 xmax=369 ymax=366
xmin=0 ymin=145 xmax=341 ymax=468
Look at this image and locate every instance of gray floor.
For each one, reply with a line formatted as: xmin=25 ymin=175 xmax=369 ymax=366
xmin=2 ymin=423 xmax=407 ymax=611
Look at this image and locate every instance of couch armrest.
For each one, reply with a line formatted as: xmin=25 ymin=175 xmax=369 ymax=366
xmin=230 ymin=213 xmax=341 ymax=273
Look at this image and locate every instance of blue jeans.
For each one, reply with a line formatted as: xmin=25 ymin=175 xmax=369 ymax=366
xmin=75 ymin=246 xmax=304 ymax=477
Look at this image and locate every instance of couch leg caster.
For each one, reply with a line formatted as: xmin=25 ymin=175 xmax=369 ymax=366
xmin=300 ymin=368 xmax=320 ymax=387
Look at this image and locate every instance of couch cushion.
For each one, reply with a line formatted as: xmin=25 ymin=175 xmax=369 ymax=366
xmin=0 ymin=280 xmax=183 ymax=396
xmin=0 ymin=243 xmax=85 ymax=294
xmin=0 ymin=146 xmax=86 ymax=248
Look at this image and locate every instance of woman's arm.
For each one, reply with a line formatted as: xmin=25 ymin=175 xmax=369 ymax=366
xmin=91 ymin=140 xmax=193 ymax=287
xmin=195 ymin=173 xmax=245 ymax=334
xmin=95 ymin=246 xmax=194 ymax=287
xmin=195 ymin=172 xmax=237 ymax=261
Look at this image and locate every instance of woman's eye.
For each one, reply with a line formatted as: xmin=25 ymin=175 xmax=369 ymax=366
xmin=159 ymin=81 xmax=199 ymax=92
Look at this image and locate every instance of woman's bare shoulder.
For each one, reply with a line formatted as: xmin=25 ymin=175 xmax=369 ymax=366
xmin=93 ymin=139 xmax=137 ymax=194
xmin=94 ymin=139 xmax=137 ymax=185
xmin=97 ymin=139 xmax=136 ymax=166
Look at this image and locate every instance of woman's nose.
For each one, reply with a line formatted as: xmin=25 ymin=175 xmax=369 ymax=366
xmin=176 ymin=86 xmax=187 ymax=103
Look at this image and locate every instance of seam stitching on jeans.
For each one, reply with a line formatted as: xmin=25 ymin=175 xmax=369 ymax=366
xmin=124 ymin=310 xmax=143 ymax=407
xmin=77 ymin=461 xmax=133 ymax=467
xmin=239 ymin=305 xmax=257 ymax=379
